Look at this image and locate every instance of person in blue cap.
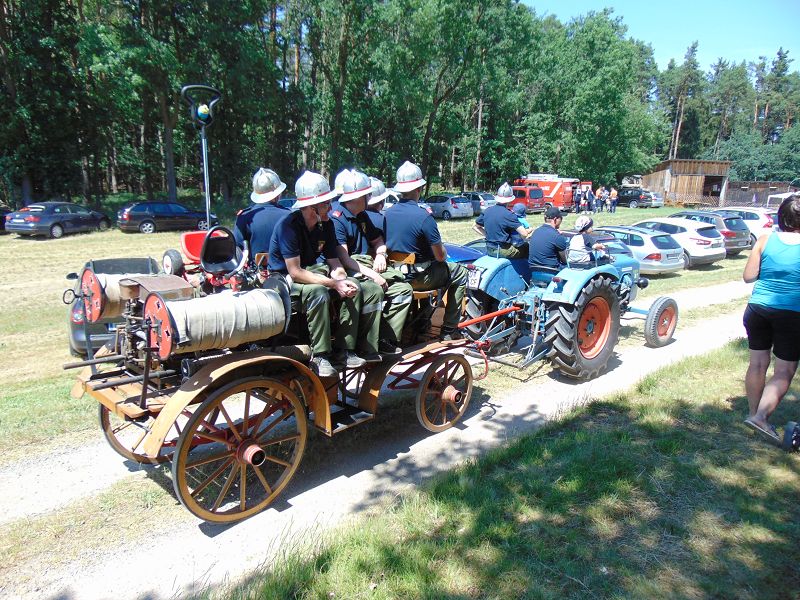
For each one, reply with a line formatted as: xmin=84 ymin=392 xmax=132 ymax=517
xmin=384 ymin=161 xmax=468 ymax=340
xmin=472 ymin=182 xmax=532 ymax=258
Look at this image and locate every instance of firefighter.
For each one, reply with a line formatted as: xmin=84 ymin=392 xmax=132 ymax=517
xmin=332 ymin=170 xmax=412 ymax=354
xmin=472 ymin=182 xmax=532 ymax=258
xmin=267 ymin=170 xmax=373 ymax=377
xmin=233 ymin=167 xmax=289 ymax=258
xmin=384 ymin=161 xmax=468 ymax=341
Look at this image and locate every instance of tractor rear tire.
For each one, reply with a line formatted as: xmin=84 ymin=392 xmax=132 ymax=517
xmin=544 ymin=276 xmax=620 ymax=380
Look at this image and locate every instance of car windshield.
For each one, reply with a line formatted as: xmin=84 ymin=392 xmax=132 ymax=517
xmin=480 ymin=193 xmax=494 ymax=201
xmin=651 ymin=235 xmax=681 ymax=250
xmin=723 ymin=217 xmax=748 ymax=230
xmin=26 ymin=205 xmax=46 ymax=212
xmin=697 ymin=226 xmax=721 ymax=238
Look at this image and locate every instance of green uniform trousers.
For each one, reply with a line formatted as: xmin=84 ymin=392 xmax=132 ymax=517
xmin=407 ymin=261 xmax=468 ymax=331
xmin=290 ymin=264 xmax=379 ymax=355
xmin=488 ymin=243 xmax=528 ymax=259
xmin=351 ymin=255 xmax=413 ymax=346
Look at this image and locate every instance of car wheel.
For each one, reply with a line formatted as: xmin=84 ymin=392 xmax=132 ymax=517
xmin=98 ymin=219 xmax=110 ymax=231
xmin=629 ymin=200 xmax=638 ymax=209
xmin=683 ymin=251 xmax=692 ymax=269
xmin=50 ymin=223 xmax=64 ymax=239
xmin=442 ymin=211 xmax=451 ymax=221
xmin=139 ymin=220 xmax=156 ymax=234
xmin=197 ymin=219 xmax=209 ymax=230
xmin=749 ymin=233 xmax=757 ymax=248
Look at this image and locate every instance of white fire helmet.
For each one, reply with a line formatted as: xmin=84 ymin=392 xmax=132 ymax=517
xmin=495 ymin=182 xmax=514 ymax=203
xmin=293 ymin=171 xmax=338 ymax=209
xmin=338 ymin=169 xmax=373 ymax=203
xmin=251 ymin=168 xmax=286 ymax=203
xmin=394 ymin=161 xmax=426 ymax=193
xmin=367 ymin=177 xmax=391 ymax=205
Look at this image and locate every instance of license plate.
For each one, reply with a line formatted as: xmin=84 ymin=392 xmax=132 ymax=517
xmin=712 ymin=241 xmax=723 ymax=247
xmin=12 ymin=218 xmax=23 ymax=223
xmin=736 ymin=241 xmax=747 ymax=246
xmin=467 ymin=269 xmax=482 ymax=289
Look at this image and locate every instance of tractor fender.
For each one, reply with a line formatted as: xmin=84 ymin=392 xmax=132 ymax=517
xmin=472 ymin=255 xmax=528 ymax=301
xmin=142 ymin=347 xmax=324 ymax=457
xmin=541 ymin=265 xmax=621 ymax=305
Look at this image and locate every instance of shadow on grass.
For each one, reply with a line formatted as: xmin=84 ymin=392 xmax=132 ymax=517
xmin=221 ymin=339 xmax=800 ymax=599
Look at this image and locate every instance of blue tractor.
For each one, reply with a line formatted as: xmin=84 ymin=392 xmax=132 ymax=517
xmin=445 ymin=236 xmax=678 ymax=380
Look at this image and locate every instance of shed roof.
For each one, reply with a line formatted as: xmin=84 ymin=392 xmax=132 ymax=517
xmin=647 ymin=159 xmax=732 ymax=177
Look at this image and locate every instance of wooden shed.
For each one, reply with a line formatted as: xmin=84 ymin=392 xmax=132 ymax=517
xmin=641 ymin=159 xmax=732 ymax=207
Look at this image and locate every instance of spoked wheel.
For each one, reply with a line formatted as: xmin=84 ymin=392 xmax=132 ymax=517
xmin=644 ymin=296 xmax=678 ymax=347
xmin=545 ymin=277 xmax=620 ymax=380
xmin=99 ymin=404 xmax=174 ymax=464
xmin=415 ymin=354 xmax=473 ymax=432
xmin=172 ymin=377 xmax=307 ymax=523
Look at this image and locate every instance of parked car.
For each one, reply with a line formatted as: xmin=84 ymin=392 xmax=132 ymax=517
xmin=0 ymin=205 xmax=11 ymax=232
xmin=510 ymin=185 xmax=545 ymax=213
xmin=5 ymin=201 xmax=111 ymax=238
xmin=718 ymin=206 xmax=777 ymax=244
xmin=596 ymin=225 xmax=684 ymax=274
xmin=423 ymin=193 xmax=473 ymax=220
xmin=617 ymin=188 xmax=663 ymax=208
xmin=462 ymin=191 xmax=496 ymax=215
xmin=67 ymin=257 xmax=160 ymax=356
xmin=669 ymin=210 xmax=750 ymax=255
xmin=633 ymin=217 xmax=726 ymax=268
xmin=117 ymin=201 xmax=218 ymax=234
xmin=381 ymin=193 xmax=431 ymax=215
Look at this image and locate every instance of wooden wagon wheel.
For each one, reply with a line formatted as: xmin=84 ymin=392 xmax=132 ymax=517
xmin=99 ymin=404 xmax=174 ymax=464
xmin=172 ymin=377 xmax=307 ymax=523
xmin=415 ymin=354 xmax=473 ymax=433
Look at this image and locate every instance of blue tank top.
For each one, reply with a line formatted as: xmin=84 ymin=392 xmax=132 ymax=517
xmin=750 ymin=234 xmax=800 ymax=313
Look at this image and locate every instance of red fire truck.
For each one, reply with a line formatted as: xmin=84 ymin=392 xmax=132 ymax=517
xmin=511 ymin=174 xmax=580 ymax=213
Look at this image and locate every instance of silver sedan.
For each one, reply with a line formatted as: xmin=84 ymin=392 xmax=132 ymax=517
xmin=596 ymin=225 xmax=685 ymax=274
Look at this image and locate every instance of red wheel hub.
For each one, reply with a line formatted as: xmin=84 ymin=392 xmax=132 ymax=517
xmin=657 ymin=306 xmax=676 ymax=337
xmin=578 ymin=297 xmax=611 ymax=359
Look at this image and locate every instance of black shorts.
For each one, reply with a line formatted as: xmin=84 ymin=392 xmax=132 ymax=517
xmin=743 ymin=304 xmax=800 ymax=362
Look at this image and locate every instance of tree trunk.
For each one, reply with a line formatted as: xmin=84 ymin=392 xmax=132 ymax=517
xmin=448 ymin=146 xmax=456 ymax=189
xmin=109 ymin=142 xmax=118 ymax=193
xmin=21 ymin=173 xmax=33 ymax=205
xmin=673 ymin=97 xmax=686 ymax=159
xmin=158 ymin=92 xmax=178 ymax=202
xmin=473 ymin=83 xmax=484 ymax=190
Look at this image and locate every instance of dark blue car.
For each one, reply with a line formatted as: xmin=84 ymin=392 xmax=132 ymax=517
xmin=5 ymin=202 xmax=111 ymax=238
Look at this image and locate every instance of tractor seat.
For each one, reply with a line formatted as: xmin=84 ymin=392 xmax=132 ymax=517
xmin=200 ymin=226 xmax=242 ymax=276
xmin=529 ymin=265 xmax=561 ymax=288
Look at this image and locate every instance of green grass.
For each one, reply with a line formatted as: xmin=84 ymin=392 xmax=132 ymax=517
xmin=215 ymin=339 xmax=800 ymax=599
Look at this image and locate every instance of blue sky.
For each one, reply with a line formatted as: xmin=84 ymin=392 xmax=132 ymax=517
xmin=522 ymin=0 xmax=800 ymax=72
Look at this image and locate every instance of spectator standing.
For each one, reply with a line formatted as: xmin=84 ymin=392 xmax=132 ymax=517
xmin=742 ymin=194 xmax=800 ymax=442
xmin=609 ymin=186 xmax=618 ymax=213
xmin=574 ymin=188 xmax=584 ymax=213
xmin=585 ymin=187 xmax=596 ymax=214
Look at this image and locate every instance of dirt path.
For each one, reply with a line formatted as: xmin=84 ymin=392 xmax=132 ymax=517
xmin=1 ymin=282 xmax=752 ymax=599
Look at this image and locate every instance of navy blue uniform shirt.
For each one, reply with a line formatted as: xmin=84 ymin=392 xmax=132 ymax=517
xmin=233 ymin=202 xmax=289 ymax=256
xmin=268 ymin=211 xmax=338 ymax=274
xmin=331 ymin=204 xmax=382 ymax=255
xmin=384 ymin=199 xmax=441 ymax=263
xmin=476 ymin=204 xmax=523 ymax=248
xmin=366 ymin=209 xmax=387 ymax=239
xmin=528 ymin=223 xmax=568 ymax=269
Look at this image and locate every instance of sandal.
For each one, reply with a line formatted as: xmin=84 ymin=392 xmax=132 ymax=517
xmin=744 ymin=418 xmax=781 ymax=446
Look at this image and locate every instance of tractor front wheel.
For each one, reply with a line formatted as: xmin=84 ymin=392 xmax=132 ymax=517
xmin=644 ymin=296 xmax=678 ymax=347
xmin=544 ymin=277 xmax=620 ymax=380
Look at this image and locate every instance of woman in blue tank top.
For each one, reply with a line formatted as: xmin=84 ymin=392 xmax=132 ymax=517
xmin=742 ymin=194 xmax=800 ymax=442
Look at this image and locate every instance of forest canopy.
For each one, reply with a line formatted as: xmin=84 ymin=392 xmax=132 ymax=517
xmin=0 ymin=0 xmax=797 ymax=206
